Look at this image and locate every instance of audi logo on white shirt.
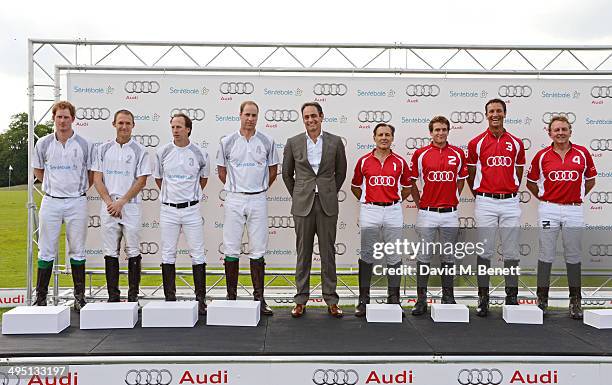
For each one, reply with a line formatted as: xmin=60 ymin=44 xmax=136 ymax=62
xmin=368 ymin=176 xmax=396 ymax=186
xmin=426 ymin=171 xmax=454 ymax=182
xmin=486 ymin=156 xmax=512 ymax=167
xmin=548 ymin=170 xmax=580 ymax=181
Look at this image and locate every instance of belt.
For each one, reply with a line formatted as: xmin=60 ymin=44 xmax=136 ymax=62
xmin=45 ymin=193 xmax=86 ymax=199
xmin=163 ymin=200 xmax=199 ymax=209
xmin=367 ymin=200 xmax=400 ymax=207
xmin=542 ymin=200 xmax=582 ymax=206
xmin=237 ymin=190 xmax=266 ymax=195
xmin=421 ymin=206 xmax=457 ymax=213
xmin=476 ymin=192 xmax=517 ymax=200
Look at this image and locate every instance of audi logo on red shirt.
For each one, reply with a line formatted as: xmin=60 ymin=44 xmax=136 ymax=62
xmin=486 ymin=156 xmax=512 ymax=167
xmin=369 ymin=176 xmax=396 ymax=186
xmin=548 ymin=170 xmax=579 ymax=181
xmin=426 ymin=171 xmax=454 ymax=182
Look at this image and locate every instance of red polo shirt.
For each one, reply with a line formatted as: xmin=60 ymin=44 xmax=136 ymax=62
xmin=527 ymin=143 xmax=596 ymax=204
xmin=467 ymin=129 xmax=526 ymax=194
xmin=351 ymin=150 xmax=411 ymax=203
xmin=410 ymin=143 xmax=468 ymax=208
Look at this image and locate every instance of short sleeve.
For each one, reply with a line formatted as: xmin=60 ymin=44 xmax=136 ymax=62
xmin=526 ymin=153 xmax=541 ymax=182
xmin=350 ymin=159 xmax=363 ymax=187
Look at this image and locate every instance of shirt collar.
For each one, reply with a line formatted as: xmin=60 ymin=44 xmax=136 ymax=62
xmin=305 ymin=131 xmax=323 ymax=143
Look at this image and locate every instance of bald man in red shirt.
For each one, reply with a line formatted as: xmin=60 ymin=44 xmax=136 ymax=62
xmin=527 ymin=115 xmax=596 ymax=319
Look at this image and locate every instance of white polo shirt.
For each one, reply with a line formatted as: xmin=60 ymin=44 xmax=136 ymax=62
xmin=216 ymin=130 xmax=278 ymax=193
xmin=92 ymin=138 xmax=152 ymax=203
xmin=32 ymin=132 xmax=92 ymax=197
xmin=154 ymin=141 xmax=210 ymax=204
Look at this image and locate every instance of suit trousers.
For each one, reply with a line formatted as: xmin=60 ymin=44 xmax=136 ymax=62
xmin=293 ymin=195 xmax=339 ymax=305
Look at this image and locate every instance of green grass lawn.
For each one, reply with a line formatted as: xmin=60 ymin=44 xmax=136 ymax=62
xmin=1 ymin=187 xmax=611 ymax=291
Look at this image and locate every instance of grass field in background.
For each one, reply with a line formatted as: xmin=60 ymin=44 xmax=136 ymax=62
xmin=1 ymin=187 xmax=611 ymax=292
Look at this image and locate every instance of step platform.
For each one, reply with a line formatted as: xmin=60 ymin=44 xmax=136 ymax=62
xmin=2 ymin=306 xmax=70 ymax=334
xmin=584 ymin=309 xmax=612 ymax=329
xmin=366 ymin=304 xmax=403 ymax=323
xmin=502 ymin=305 xmax=543 ymax=324
xmin=80 ymin=302 xmax=139 ymax=329
xmin=142 ymin=301 xmax=198 ymax=328
xmin=431 ymin=304 xmax=469 ymax=323
xmin=207 ymin=300 xmax=260 ymax=327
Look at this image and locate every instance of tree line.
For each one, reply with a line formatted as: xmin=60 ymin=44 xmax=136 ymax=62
xmin=0 ymin=113 xmax=53 ymax=187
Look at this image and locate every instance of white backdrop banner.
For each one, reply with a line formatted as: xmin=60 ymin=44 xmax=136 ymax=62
xmin=66 ymin=74 xmax=611 ymax=268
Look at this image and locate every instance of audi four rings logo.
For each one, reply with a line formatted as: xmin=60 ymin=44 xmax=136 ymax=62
xmin=406 ymin=84 xmax=440 ymax=97
xmin=457 ymin=368 xmax=503 ymax=385
xmin=312 ymin=369 xmax=359 ymax=385
xmin=427 ymin=171 xmax=454 ymax=182
xmin=265 ymin=109 xmax=299 ymax=122
xmin=498 ymin=85 xmax=532 ymax=97
xmin=358 ymin=110 xmax=392 ymax=123
xmin=459 ymin=217 xmax=476 ymax=229
xmin=124 ymin=81 xmax=160 ymax=94
xmin=582 ymin=299 xmax=606 ymax=306
xmin=132 ymin=134 xmax=160 ymax=147
xmin=140 ymin=242 xmax=159 ymax=255
xmin=498 ymin=244 xmax=531 ymax=256
xmin=518 ymin=190 xmax=531 ymax=203
xmin=486 ymin=156 xmax=512 ymax=167
xmin=405 ymin=137 xmax=431 ymax=149
xmin=548 ymin=170 xmax=579 ymax=181
xmin=140 ymin=188 xmax=159 ymax=201
xmin=589 ymin=244 xmax=612 ymax=256
xmin=89 ymin=215 xmax=101 ymax=228
xmin=521 ymin=138 xmax=532 ymax=150
xmin=542 ymin=112 xmax=576 ymax=124
xmin=590 ymin=139 xmax=612 ymax=151
xmin=590 ymin=191 xmax=612 ymax=204
xmin=219 ymin=81 xmax=254 ymax=95
xmin=171 ymin=108 xmax=205 ymax=121
xmin=591 ymin=86 xmax=612 ymax=98
xmin=273 ymin=298 xmax=293 ymax=303
xmin=314 ymin=243 xmax=347 ymax=256
xmin=450 ymin=111 xmax=484 ymax=124
xmin=313 ymin=83 xmax=348 ymax=96
xmin=269 ymin=216 xmax=295 ymax=228
xmin=125 ymin=369 xmax=172 ymax=385
xmin=76 ymin=107 xmax=110 ymax=120
xmin=369 ymin=176 xmax=396 ymax=186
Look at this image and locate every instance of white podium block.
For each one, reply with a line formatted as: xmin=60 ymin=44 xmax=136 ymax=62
xmin=365 ymin=304 xmax=403 ymax=323
xmin=207 ymin=300 xmax=260 ymax=327
xmin=430 ymin=304 xmax=469 ymax=323
xmin=584 ymin=309 xmax=612 ymax=329
xmin=142 ymin=301 xmax=198 ymax=328
xmin=502 ymin=305 xmax=543 ymax=324
xmin=2 ymin=306 xmax=70 ymax=334
xmin=80 ymin=302 xmax=138 ymax=329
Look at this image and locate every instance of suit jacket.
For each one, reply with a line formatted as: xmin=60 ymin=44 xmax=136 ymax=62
xmin=282 ymin=131 xmax=347 ymax=216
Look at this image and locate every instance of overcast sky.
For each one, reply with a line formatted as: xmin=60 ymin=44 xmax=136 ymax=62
xmin=2 ymin=0 xmax=611 ymax=129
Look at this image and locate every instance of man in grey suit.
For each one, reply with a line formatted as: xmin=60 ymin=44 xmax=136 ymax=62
xmin=282 ymin=101 xmax=347 ymax=318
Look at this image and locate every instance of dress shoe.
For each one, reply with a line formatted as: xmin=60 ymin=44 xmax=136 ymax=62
xmin=291 ymin=303 xmax=305 ymax=318
xmin=328 ymin=304 xmax=343 ymax=318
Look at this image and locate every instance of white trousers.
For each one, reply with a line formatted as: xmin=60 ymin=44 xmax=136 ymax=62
xmin=538 ymin=201 xmax=584 ymax=264
xmin=100 ymin=202 xmax=142 ymax=259
xmin=475 ymin=195 xmax=521 ymax=261
xmin=222 ymin=192 xmax=268 ymax=259
xmin=38 ymin=195 xmax=87 ymax=262
xmin=160 ymin=203 xmax=205 ymax=264
xmin=359 ymin=202 xmax=403 ymax=265
xmin=415 ymin=209 xmax=459 ymax=263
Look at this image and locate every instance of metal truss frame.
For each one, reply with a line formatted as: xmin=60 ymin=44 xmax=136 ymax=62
xmin=27 ymin=39 xmax=612 ymax=305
